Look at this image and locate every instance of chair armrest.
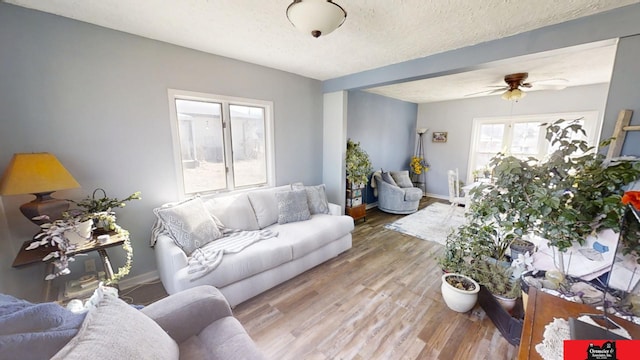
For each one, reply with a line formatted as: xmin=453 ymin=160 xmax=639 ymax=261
xmin=140 ymin=285 xmax=232 ymax=343
xmin=328 ymin=202 xmax=341 ymax=215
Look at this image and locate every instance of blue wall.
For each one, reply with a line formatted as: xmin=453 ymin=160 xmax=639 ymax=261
xmin=347 ymin=91 xmax=417 ymax=204
xmin=605 ymin=34 xmax=640 ymax=156
xmin=0 ymin=3 xmax=323 ymax=300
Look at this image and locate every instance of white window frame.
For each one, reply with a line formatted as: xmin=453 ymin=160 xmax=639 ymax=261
xmin=167 ymin=89 xmax=275 ymax=198
xmin=466 ymin=111 xmax=602 ymax=184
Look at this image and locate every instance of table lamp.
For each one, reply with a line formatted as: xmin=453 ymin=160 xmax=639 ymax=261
xmin=0 ymin=153 xmax=80 ymax=225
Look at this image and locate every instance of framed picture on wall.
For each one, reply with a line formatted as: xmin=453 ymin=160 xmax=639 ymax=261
xmin=432 ymin=132 xmax=447 ymax=143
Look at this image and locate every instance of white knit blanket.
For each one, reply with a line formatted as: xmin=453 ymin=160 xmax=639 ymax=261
xmin=187 ymin=229 xmax=278 ymax=281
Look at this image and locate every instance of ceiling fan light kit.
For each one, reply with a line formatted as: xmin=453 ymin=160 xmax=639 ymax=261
xmin=502 ymin=88 xmax=526 ymax=101
xmin=287 ymin=0 xmax=347 ymax=38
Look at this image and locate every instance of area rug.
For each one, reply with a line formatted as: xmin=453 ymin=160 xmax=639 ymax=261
xmin=384 ymin=202 xmax=466 ymax=245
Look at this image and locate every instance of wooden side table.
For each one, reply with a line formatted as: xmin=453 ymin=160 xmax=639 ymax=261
xmin=12 ymin=231 xmax=127 ymax=301
xmin=346 ymin=203 xmax=366 ymax=222
xmin=518 ymin=287 xmax=640 ymax=359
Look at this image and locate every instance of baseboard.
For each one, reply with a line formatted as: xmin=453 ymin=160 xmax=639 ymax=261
xmin=117 ymin=270 xmax=160 ymax=291
xmin=426 ymin=193 xmax=448 ymax=200
xmin=366 ymin=202 xmax=378 ymax=210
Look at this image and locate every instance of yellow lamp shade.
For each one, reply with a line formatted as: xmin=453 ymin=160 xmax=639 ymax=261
xmin=0 ymin=153 xmax=80 ymax=195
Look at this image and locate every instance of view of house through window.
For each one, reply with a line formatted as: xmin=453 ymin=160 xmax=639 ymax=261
xmin=467 ymin=111 xmax=601 ymax=183
xmin=168 ymin=90 xmax=274 ymax=196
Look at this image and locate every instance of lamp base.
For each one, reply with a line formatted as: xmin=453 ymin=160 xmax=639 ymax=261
xmin=20 ymin=192 xmax=71 ymax=225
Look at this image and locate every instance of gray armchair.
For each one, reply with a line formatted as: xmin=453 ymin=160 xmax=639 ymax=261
xmin=373 ymin=170 xmax=423 ymax=214
xmin=50 ymin=286 xmax=265 ymax=360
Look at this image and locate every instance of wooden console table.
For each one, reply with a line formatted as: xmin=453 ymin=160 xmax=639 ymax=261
xmin=518 ymin=287 xmax=640 ymax=359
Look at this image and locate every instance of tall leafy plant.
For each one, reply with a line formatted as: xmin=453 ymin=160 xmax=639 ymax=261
xmin=465 ymin=119 xmax=640 ymax=253
xmin=346 ymin=139 xmax=373 ymax=185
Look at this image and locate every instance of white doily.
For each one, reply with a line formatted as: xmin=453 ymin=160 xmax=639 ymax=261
xmin=535 ymin=316 xmax=631 ymax=360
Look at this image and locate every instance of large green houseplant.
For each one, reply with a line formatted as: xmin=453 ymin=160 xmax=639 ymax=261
xmin=345 ymin=139 xmax=373 ymax=186
xmin=443 ymin=119 xmax=640 ymax=276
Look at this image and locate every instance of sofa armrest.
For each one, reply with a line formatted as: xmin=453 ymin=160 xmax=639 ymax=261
xmin=140 ymin=285 xmax=233 ymax=343
xmin=328 ymin=202 xmax=341 ymax=216
xmin=154 ymin=235 xmax=188 ymax=294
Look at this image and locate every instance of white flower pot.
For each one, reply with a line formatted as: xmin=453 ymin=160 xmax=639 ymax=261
xmin=493 ymin=293 xmax=517 ymax=312
xmin=64 ymin=220 xmax=93 ymax=245
xmin=441 ymin=273 xmax=480 ymax=313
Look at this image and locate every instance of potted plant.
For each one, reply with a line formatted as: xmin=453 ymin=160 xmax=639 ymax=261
xmin=26 ymin=215 xmax=88 ymax=280
xmin=465 ymin=119 xmax=640 ymax=270
xmin=70 ymin=188 xmax=141 ymax=233
xmin=509 ymin=238 xmax=536 ymax=260
xmin=345 ymin=139 xmax=373 ymax=187
xmin=441 ymin=273 xmax=480 ymax=313
xmin=467 ymin=259 xmax=521 ymax=312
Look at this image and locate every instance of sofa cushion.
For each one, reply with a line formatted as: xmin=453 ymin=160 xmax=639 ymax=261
xmin=247 ymin=185 xmax=291 ymax=228
xmin=381 ymin=172 xmax=398 ymax=186
xmin=305 ymin=184 xmax=330 ymax=215
xmin=155 ymin=197 xmax=223 ymax=256
xmin=391 ymin=171 xmax=414 ymax=188
xmin=404 ymin=187 xmax=423 ymax=201
xmin=177 ymin=237 xmax=293 ymax=289
xmin=275 ymin=189 xmax=311 ymax=224
xmin=292 ymin=183 xmax=330 ymax=215
xmin=270 ymin=214 xmax=354 ymax=259
xmin=52 ymin=294 xmax=179 ymax=360
xmin=202 ymin=193 xmax=259 ymax=231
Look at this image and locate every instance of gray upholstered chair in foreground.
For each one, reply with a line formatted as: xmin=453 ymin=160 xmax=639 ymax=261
xmin=39 ymin=286 xmax=263 ymax=359
xmin=373 ymin=170 xmax=423 ymax=214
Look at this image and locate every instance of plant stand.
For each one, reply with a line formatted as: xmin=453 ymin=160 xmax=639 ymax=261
xmin=478 ymin=285 xmax=524 ymax=346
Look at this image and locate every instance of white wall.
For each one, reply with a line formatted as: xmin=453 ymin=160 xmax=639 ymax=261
xmin=417 ymin=83 xmax=610 ymax=197
xmin=0 ymin=4 xmax=323 ymax=301
xmin=323 ymin=91 xmax=348 ymax=209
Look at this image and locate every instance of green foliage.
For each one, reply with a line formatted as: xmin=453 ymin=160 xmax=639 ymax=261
xmin=346 ymin=139 xmax=373 ymax=185
xmin=466 ymin=259 xmax=521 ymax=298
xmin=465 ymin=119 xmax=640 ymax=252
xmin=70 ymin=188 xmax=142 ymax=215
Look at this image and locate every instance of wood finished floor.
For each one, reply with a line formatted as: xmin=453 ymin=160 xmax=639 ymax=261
xmin=232 ymin=198 xmax=517 ymax=360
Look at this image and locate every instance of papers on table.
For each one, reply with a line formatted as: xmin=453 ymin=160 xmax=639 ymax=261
xmin=529 ymin=229 xmax=640 ymax=292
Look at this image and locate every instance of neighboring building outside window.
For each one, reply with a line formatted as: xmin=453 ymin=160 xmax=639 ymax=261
xmin=467 ymin=111 xmax=601 ymax=183
xmin=168 ymin=89 xmax=275 ymax=197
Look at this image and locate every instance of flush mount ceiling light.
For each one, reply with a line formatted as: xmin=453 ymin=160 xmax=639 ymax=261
xmin=287 ymin=0 xmax=347 ymax=38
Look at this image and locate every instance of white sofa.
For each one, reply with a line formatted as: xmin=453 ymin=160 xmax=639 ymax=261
xmin=153 ymin=185 xmax=354 ymax=307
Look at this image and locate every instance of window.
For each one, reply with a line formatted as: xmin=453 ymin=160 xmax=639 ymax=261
xmin=168 ymin=89 xmax=274 ymax=196
xmin=467 ymin=111 xmax=601 ymax=183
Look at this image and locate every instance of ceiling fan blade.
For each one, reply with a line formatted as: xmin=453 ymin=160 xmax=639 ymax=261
xmin=529 ymin=77 xmax=569 ymax=85
xmin=532 ymin=84 xmax=568 ymax=91
xmin=464 ymin=86 xmax=508 ymax=97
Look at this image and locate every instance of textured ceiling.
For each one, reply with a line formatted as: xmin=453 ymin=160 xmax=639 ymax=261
xmin=365 ymin=41 xmax=618 ymax=103
xmin=5 ymin=0 xmax=637 ymax=102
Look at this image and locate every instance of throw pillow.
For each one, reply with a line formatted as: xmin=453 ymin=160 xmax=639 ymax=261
xmin=202 ymin=193 xmax=259 ymax=231
xmin=51 ymin=294 xmax=179 ymax=360
xmin=275 ymin=189 xmax=311 ymax=224
xmin=381 ymin=172 xmax=397 ymax=186
xmin=391 ymin=171 xmax=414 ymax=188
xmin=304 ymin=184 xmax=330 ymax=215
xmin=247 ymin=185 xmax=292 ymax=228
xmin=154 ymin=197 xmax=223 ymax=256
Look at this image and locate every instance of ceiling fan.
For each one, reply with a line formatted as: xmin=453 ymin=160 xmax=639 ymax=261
xmin=467 ymin=72 xmax=568 ymax=101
